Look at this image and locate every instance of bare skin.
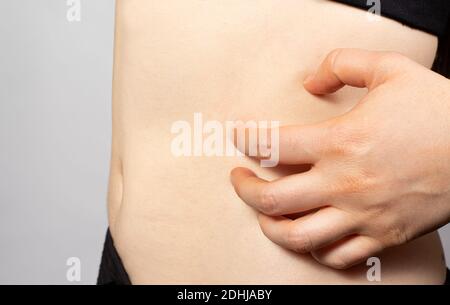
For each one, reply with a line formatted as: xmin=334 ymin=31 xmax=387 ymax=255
xmin=230 ymin=49 xmax=450 ymax=269
xmin=108 ymin=0 xmax=446 ymax=284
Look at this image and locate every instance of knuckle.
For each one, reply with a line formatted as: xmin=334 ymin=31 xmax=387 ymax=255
xmin=333 ymin=169 xmax=377 ymax=198
xmin=366 ymin=211 xmax=410 ymax=248
xmin=326 ymin=123 xmax=370 ymax=158
xmin=326 ymin=48 xmax=344 ymax=66
xmin=388 ymin=225 xmax=410 ymax=246
xmin=259 ymin=186 xmax=279 ymax=215
xmin=323 ymin=49 xmax=347 ymax=81
xmin=374 ymin=52 xmax=411 ymax=78
xmin=360 ymin=199 xmax=386 ymax=220
xmin=286 ymin=226 xmax=314 ymax=253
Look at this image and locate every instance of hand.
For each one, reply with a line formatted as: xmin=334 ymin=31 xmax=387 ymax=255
xmin=230 ymin=49 xmax=450 ymax=269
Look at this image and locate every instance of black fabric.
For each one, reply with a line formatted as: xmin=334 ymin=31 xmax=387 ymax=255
xmin=96 ymin=228 xmax=450 ymax=285
xmin=432 ymin=19 xmax=450 ymax=78
xmin=97 ymin=229 xmax=132 ymax=285
xmin=333 ymin=0 xmax=450 ymax=78
xmin=333 ymin=0 xmax=450 ymax=37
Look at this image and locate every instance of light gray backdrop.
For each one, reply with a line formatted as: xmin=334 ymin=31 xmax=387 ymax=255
xmin=0 ymin=0 xmax=114 ymax=284
xmin=0 ymin=0 xmax=449 ymax=285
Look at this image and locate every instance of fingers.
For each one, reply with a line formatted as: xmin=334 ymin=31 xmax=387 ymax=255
xmin=234 ymin=123 xmax=332 ymax=165
xmin=304 ymin=48 xmax=403 ymax=94
xmin=312 ymin=235 xmax=383 ymax=269
xmin=258 ymin=208 xmax=383 ymax=270
xmin=235 ymin=49 xmax=406 ymax=164
xmin=230 ymin=167 xmax=328 ymax=216
xmin=277 ymin=124 xmax=330 ymax=164
xmin=257 ymin=207 xmax=359 ymax=254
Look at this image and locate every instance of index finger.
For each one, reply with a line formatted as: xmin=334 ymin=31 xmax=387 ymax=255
xmin=234 ymin=123 xmax=333 ymax=165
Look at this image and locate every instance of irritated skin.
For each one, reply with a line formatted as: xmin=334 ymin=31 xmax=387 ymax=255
xmin=108 ymin=0 xmax=446 ymax=284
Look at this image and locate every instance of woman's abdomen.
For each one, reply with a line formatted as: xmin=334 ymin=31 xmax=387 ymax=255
xmin=109 ymin=0 xmax=446 ymax=284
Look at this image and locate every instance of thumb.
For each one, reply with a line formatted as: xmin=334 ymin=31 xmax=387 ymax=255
xmin=304 ymin=48 xmax=405 ymax=95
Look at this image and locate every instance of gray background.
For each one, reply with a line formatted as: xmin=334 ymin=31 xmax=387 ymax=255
xmin=0 ymin=0 xmax=449 ymax=285
xmin=0 ymin=0 xmax=114 ymax=284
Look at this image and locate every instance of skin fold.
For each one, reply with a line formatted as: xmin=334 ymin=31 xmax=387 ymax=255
xmin=108 ymin=0 xmax=446 ymax=284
